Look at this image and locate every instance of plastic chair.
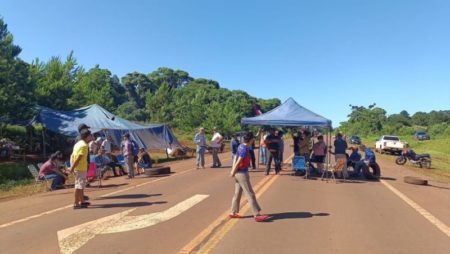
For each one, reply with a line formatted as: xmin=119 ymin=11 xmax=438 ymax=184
xmin=27 ymin=164 xmax=51 ymax=192
xmin=291 ymin=156 xmax=306 ymax=176
xmin=87 ymin=155 xmax=102 ymax=187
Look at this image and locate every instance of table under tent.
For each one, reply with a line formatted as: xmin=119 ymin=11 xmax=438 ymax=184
xmin=241 ymin=97 xmax=333 ymax=177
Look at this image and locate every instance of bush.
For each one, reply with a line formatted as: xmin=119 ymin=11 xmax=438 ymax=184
xmin=428 ymin=123 xmax=448 ymax=137
xmin=397 ymin=126 xmax=416 ymax=136
xmin=0 ymin=163 xmax=32 ymax=185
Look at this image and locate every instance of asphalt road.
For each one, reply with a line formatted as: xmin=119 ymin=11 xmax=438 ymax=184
xmin=0 ymin=147 xmax=449 ymax=254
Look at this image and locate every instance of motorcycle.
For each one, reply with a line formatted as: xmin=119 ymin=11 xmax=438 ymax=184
xmin=395 ymin=150 xmax=432 ymax=169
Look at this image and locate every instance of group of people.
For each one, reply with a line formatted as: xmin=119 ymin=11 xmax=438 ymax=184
xmin=37 ymin=124 xmax=154 ymax=209
xmin=292 ymin=131 xmax=377 ymax=179
xmin=194 ymin=127 xmax=224 ymax=169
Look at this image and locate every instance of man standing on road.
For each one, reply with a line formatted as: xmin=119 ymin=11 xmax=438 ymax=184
xmin=194 ymin=127 xmax=207 ymax=169
xmin=333 ymin=133 xmax=348 ymax=178
xmin=265 ymin=129 xmax=281 ymax=175
xmin=68 ymin=128 xmax=92 ymax=209
xmin=229 ymin=132 xmax=271 ymax=222
xmin=210 ymin=127 xmax=223 ymax=168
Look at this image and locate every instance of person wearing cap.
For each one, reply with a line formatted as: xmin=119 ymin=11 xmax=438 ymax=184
xmin=68 ymin=128 xmax=92 ymax=209
xmin=210 ymin=127 xmax=223 ymax=168
xmin=229 ymin=132 xmax=272 ymax=222
xmin=194 ymin=127 xmax=207 ymax=169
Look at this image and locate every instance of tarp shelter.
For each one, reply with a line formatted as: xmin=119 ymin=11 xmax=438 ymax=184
xmin=31 ymin=104 xmax=182 ymax=150
xmin=241 ymin=97 xmax=332 ymax=127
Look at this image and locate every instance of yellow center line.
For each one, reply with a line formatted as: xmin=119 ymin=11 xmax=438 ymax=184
xmin=178 ymin=153 xmax=292 ymax=254
xmin=197 ymin=175 xmax=279 ymax=254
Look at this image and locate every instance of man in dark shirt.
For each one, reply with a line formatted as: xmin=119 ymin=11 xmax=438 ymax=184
xmin=265 ymin=129 xmax=281 ymax=175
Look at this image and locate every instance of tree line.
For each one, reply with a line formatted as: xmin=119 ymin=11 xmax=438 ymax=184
xmin=338 ymin=103 xmax=450 ymax=138
xmin=0 ymin=18 xmax=280 ymax=137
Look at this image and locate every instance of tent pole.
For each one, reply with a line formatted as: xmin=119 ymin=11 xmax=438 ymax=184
xmin=42 ymin=128 xmax=46 ymax=159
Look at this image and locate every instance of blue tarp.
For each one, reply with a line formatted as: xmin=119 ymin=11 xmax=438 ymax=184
xmin=31 ymin=104 xmax=182 ymax=150
xmin=241 ymin=98 xmax=332 ymax=127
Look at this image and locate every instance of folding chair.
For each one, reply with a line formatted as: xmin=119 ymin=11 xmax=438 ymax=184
xmin=321 ymin=163 xmax=336 ymax=183
xmin=27 ymin=164 xmax=51 ymax=192
xmin=87 ymin=156 xmax=102 ymax=188
xmin=291 ymin=156 xmax=306 ymax=177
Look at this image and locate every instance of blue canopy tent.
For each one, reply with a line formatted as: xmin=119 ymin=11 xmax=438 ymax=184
xmin=31 ymin=104 xmax=182 ymax=152
xmin=241 ymin=97 xmax=332 ymax=127
xmin=241 ymin=97 xmax=332 ymax=170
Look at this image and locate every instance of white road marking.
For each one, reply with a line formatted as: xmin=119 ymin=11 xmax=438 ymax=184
xmin=57 ymin=194 xmax=209 ymax=254
xmin=0 ymin=165 xmax=198 ymax=229
xmin=380 ymin=180 xmax=450 ymax=238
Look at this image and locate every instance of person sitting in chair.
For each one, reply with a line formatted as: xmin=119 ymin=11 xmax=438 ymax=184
xmin=347 ymin=147 xmax=361 ymax=168
xmin=138 ymin=148 xmax=152 ymax=172
xmin=39 ymin=153 xmax=68 ymax=190
xmin=351 ymin=145 xmax=376 ymax=178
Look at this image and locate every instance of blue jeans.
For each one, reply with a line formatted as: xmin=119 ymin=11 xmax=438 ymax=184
xmin=353 ymin=161 xmax=367 ymax=177
xmin=42 ymin=173 xmax=63 ymax=189
xmin=196 ymin=146 xmax=206 ymax=167
xmin=259 ymin=147 xmax=268 ymax=165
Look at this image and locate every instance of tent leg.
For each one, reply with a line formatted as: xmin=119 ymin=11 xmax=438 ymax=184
xmin=42 ymin=128 xmax=46 ymax=159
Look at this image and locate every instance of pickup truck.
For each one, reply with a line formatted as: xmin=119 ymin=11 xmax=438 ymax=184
xmin=375 ymin=135 xmax=406 ymax=154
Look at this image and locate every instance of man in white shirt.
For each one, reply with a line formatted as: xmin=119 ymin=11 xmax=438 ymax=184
xmin=210 ymin=127 xmax=223 ymax=168
xmin=102 ymin=135 xmax=113 ymax=159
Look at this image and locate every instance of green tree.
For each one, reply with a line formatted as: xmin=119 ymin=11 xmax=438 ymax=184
xmin=115 ymin=101 xmax=148 ymax=122
xmin=148 ymin=67 xmax=193 ymax=89
xmin=33 ymin=52 xmax=80 ymax=110
xmin=411 ymin=111 xmax=429 ymax=126
xmin=122 ymin=72 xmax=156 ymax=108
xmin=0 ymin=18 xmax=35 ymax=126
xmin=68 ymin=66 xmax=116 ymax=111
xmin=340 ymin=104 xmax=387 ymax=136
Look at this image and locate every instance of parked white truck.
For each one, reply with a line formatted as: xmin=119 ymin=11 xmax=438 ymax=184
xmin=375 ymin=135 xmax=406 ymax=154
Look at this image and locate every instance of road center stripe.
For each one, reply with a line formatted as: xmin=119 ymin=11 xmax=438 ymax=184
xmin=0 ymin=165 xmax=197 ymax=229
xmin=380 ymin=180 xmax=450 ymax=239
xmin=179 ymin=154 xmax=292 ymax=254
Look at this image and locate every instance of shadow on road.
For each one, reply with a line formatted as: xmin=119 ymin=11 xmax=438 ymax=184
xmin=267 ymin=212 xmax=330 ymax=221
xmin=87 ymin=183 xmax=129 ymax=189
xmin=88 ymin=201 xmax=167 ymax=209
xmin=379 ymin=176 xmax=396 ymax=181
xmin=97 ymin=193 xmax=162 ymax=200
xmin=428 ymin=184 xmax=450 ymax=190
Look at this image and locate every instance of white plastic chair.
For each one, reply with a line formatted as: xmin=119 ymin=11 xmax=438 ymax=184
xmin=27 ymin=164 xmax=51 ymax=192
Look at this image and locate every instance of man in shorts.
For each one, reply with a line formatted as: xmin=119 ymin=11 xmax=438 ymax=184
xmin=68 ymin=128 xmax=92 ymax=209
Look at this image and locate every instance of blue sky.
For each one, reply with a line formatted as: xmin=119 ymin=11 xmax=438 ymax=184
xmin=2 ymin=0 xmax=450 ymax=126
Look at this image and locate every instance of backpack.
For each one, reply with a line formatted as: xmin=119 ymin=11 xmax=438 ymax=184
xmin=131 ymin=140 xmax=139 ymax=156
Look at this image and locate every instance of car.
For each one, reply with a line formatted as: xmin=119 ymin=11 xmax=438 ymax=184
xmin=414 ymin=131 xmax=430 ymax=140
xmin=375 ymin=135 xmax=406 ymax=154
xmin=349 ymin=135 xmax=361 ymax=144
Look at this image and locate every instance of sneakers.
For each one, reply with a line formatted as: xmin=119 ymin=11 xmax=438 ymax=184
xmin=73 ymin=204 xmax=88 ymax=209
xmin=254 ymin=215 xmax=272 ymax=222
xmin=228 ymin=213 xmax=243 ymax=219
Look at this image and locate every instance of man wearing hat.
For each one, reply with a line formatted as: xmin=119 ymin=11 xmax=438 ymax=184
xmin=194 ymin=127 xmax=206 ymax=169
